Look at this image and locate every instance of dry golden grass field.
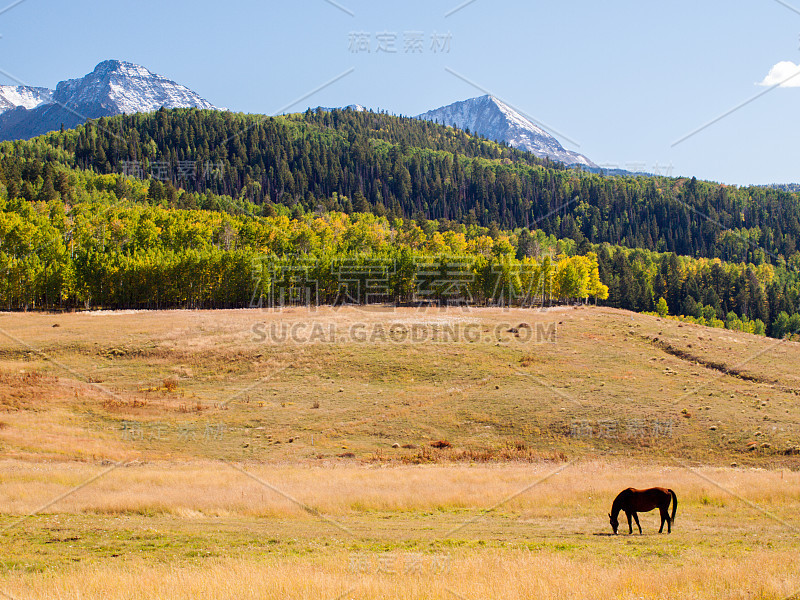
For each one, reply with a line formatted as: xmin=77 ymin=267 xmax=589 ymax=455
xmin=0 ymin=306 xmax=798 ymax=599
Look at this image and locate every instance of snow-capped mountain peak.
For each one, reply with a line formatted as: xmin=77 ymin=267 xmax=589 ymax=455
xmin=54 ymin=59 xmax=222 ymax=114
xmin=417 ymin=95 xmax=595 ymax=168
xmin=0 ymin=60 xmax=223 ymax=142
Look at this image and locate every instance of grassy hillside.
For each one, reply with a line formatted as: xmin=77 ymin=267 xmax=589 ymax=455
xmin=2 ymin=306 xmax=798 ymax=464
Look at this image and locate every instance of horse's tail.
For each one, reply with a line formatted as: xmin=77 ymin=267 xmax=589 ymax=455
xmin=669 ymin=489 xmax=678 ymax=522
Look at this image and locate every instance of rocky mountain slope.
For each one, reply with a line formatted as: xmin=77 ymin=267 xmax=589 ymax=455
xmin=417 ymin=95 xmax=595 ymax=168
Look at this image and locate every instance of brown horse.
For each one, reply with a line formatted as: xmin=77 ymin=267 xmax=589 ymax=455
xmin=609 ymin=487 xmax=677 ymax=534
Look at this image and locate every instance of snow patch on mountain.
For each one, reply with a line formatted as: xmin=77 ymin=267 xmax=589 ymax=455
xmin=316 ymin=104 xmax=367 ymax=113
xmin=0 ymin=86 xmax=54 ymax=114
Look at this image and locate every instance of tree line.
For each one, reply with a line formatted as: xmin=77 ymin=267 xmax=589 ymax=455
xmin=4 ymin=107 xmax=800 ymax=265
xmin=0 ymin=163 xmax=609 ymax=310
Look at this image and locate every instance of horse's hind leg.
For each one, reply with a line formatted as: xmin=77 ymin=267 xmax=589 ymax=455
xmin=633 ymin=512 xmax=642 ymax=534
xmin=659 ymin=507 xmax=668 ymax=533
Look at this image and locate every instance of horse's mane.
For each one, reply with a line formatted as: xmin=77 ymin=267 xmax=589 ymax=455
xmin=610 ymin=489 xmax=628 ymax=516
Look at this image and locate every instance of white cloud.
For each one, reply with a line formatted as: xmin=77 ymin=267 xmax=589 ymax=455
xmin=758 ymin=61 xmax=800 ymax=87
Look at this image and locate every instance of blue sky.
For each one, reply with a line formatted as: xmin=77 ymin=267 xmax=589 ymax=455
xmin=2 ymin=0 xmax=799 ymax=185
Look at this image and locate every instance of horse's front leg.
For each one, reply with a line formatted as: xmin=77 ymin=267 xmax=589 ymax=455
xmin=626 ymin=512 xmax=633 ymax=534
xmin=633 ymin=512 xmax=642 ymax=534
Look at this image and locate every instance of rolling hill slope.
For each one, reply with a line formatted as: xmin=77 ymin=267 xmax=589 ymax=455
xmin=1 ymin=306 xmax=797 ymax=464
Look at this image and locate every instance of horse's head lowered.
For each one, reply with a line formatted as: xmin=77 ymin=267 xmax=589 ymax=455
xmin=608 ymin=512 xmax=619 ymax=534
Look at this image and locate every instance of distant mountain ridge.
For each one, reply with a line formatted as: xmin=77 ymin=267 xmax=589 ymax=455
xmin=0 ymin=60 xmax=221 ymax=141
xmin=316 ymin=104 xmax=367 ymax=113
xmin=416 ymin=95 xmax=595 ymax=168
